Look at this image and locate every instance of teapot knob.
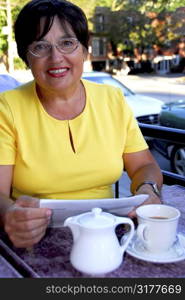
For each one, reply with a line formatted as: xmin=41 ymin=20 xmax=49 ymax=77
xmin=92 ymin=207 xmax=102 ymax=216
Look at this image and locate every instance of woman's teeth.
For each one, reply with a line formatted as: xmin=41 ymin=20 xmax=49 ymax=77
xmin=49 ymin=68 xmax=68 ymax=74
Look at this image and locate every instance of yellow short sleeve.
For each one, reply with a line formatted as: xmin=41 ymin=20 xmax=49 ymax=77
xmin=0 ymin=95 xmax=16 ymax=164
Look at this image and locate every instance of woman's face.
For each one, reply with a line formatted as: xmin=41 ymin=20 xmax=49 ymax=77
xmin=27 ymin=16 xmax=86 ymax=94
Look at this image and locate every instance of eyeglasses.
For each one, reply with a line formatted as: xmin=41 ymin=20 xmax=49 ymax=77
xmin=28 ymin=37 xmax=79 ymax=58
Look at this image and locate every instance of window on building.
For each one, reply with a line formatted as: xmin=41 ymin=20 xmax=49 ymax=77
xmin=92 ymin=38 xmax=106 ymax=57
xmin=95 ymin=14 xmax=104 ymax=32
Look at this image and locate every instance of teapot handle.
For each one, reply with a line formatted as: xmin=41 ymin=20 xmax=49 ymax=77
xmin=115 ymin=217 xmax=135 ymax=254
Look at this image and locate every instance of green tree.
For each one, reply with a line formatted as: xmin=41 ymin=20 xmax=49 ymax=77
xmin=105 ymin=0 xmax=185 ymax=54
xmin=0 ymin=8 xmax=7 ymax=58
xmin=0 ymin=0 xmax=29 ymax=70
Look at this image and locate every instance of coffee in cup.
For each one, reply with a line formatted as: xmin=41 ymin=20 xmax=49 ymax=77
xmin=150 ymin=216 xmax=169 ymax=220
xmin=136 ymin=204 xmax=180 ymax=254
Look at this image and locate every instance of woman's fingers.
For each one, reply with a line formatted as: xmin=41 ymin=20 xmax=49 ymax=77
xmin=16 ymin=195 xmax=40 ymax=208
xmin=128 ymin=194 xmax=161 ymax=218
xmin=5 ymin=211 xmax=49 ymax=232
xmin=5 ymin=215 xmax=49 ymax=248
xmin=6 ymin=205 xmax=51 ymax=222
xmin=9 ymin=228 xmax=47 ymax=248
xmin=4 ymin=196 xmax=52 ymax=248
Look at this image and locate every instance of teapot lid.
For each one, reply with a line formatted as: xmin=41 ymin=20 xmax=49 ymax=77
xmin=78 ymin=208 xmax=115 ymax=228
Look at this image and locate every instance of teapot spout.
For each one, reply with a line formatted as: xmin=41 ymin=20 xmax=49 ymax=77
xmin=64 ymin=217 xmax=80 ymax=242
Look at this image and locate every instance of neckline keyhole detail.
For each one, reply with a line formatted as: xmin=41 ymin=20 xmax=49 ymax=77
xmin=68 ymin=123 xmax=76 ymax=153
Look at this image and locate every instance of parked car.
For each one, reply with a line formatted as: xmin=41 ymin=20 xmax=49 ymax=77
xmin=0 ymin=74 xmax=21 ymax=92
xmin=153 ymin=99 xmax=185 ymax=176
xmin=159 ymin=100 xmax=185 ymax=130
xmin=82 ymin=72 xmax=163 ymax=124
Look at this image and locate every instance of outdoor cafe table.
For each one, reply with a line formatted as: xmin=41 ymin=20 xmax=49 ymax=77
xmin=0 ymin=184 xmax=185 ymax=278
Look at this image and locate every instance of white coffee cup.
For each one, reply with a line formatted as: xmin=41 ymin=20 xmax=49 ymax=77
xmin=136 ymin=204 xmax=180 ymax=254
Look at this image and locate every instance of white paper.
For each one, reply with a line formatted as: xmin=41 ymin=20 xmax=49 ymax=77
xmin=40 ymin=194 xmax=148 ymax=227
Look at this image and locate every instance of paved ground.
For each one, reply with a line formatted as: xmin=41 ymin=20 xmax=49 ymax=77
xmin=115 ymin=72 xmax=185 ymax=86
xmin=115 ymin=73 xmax=185 ymax=103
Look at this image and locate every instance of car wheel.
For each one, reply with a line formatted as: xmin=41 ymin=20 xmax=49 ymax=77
xmin=171 ymin=146 xmax=185 ymax=176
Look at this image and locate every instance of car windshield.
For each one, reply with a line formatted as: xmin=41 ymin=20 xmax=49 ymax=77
xmin=83 ymin=75 xmax=134 ymax=97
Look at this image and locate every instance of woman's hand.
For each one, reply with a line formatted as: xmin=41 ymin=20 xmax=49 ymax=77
xmin=3 ymin=195 xmax=52 ymax=248
xmin=127 ymin=185 xmax=161 ymax=218
xmin=123 ymin=149 xmax=163 ymax=219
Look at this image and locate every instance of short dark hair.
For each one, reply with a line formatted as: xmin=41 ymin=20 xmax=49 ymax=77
xmin=14 ymin=0 xmax=89 ymax=64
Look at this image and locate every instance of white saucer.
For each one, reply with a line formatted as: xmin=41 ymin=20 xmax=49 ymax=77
xmin=122 ymin=232 xmax=185 ymax=263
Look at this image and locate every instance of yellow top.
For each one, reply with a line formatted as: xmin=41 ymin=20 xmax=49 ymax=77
xmin=0 ymin=79 xmax=148 ymax=199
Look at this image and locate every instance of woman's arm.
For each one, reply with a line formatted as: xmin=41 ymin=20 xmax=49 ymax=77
xmin=0 ymin=165 xmax=14 ymax=226
xmin=0 ymin=165 xmax=52 ymax=247
xmin=123 ymin=149 xmax=163 ymax=217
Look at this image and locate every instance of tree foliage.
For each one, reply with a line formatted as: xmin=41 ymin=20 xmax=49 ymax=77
xmin=101 ymin=0 xmax=185 ymax=52
xmin=0 ymin=8 xmax=7 ymax=58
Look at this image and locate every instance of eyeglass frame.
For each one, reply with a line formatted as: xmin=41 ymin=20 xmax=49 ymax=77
xmin=28 ymin=37 xmax=80 ymax=58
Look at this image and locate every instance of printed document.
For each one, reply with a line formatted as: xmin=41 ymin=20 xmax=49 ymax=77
xmin=40 ymin=194 xmax=148 ymax=227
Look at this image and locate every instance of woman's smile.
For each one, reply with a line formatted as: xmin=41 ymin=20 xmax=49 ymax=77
xmin=47 ymin=67 xmax=69 ymax=77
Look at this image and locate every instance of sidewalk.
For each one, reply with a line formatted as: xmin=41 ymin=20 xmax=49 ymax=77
xmin=115 ymin=73 xmax=185 ymax=85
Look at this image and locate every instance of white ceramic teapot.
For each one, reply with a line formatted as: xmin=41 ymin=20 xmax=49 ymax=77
xmin=64 ymin=207 xmax=134 ymax=275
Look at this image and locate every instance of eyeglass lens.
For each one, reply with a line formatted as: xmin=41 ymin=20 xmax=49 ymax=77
xmin=29 ymin=38 xmax=79 ymax=57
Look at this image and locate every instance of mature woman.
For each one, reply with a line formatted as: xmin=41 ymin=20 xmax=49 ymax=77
xmin=0 ymin=0 xmax=162 ymax=248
